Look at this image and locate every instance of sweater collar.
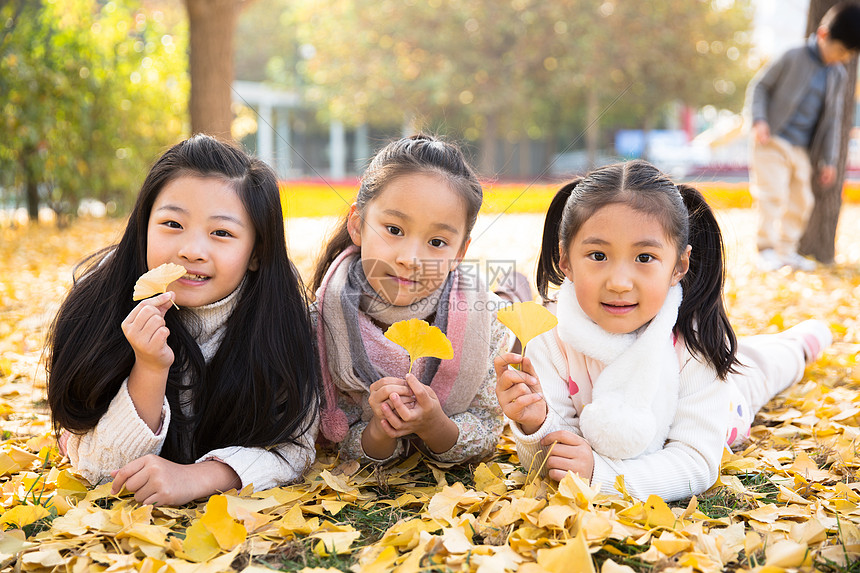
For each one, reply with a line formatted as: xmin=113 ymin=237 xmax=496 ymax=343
xmin=184 ymin=278 xmax=245 ymax=343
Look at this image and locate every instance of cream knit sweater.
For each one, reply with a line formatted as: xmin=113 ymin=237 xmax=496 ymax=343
xmin=64 ymin=286 xmax=318 ymax=492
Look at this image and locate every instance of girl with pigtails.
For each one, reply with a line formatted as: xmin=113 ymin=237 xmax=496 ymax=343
xmin=495 ymin=160 xmax=831 ymax=501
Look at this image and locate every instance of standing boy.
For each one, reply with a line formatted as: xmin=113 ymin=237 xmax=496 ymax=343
xmin=746 ymin=1 xmax=860 ymax=271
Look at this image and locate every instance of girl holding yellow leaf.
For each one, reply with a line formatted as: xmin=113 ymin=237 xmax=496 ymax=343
xmin=496 ymin=160 xmax=831 ymax=502
xmin=311 ymin=134 xmax=510 ymax=463
xmin=47 ymin=135 xmax=319 ymax=506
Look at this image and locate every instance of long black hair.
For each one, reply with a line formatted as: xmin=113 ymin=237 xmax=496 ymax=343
xmin=47 ymin=134 xmax=319 ymax=463
xmin=536 ymin=160 xmax=738 ymax=379
xmin=310 ymin=133 xmax=483 ymax=294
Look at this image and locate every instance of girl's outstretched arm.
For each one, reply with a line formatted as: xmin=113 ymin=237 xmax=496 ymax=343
xmin=110 ymin=455 xmax=240 ymax=506
xmin=63 ymin=378 xmax=171 ymax=486
xmin=110 ymin=410 xmax=319 ymax=504
xmin=199 ymin=410 xmax=319 ymax=492
xmin=121 ymin=292 xmax=175 ymax=431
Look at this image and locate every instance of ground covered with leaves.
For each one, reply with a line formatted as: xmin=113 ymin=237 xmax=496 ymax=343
xmin=1 ymin=206 xmax=859 ymax=572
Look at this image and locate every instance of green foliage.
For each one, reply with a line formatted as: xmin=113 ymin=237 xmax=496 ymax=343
xmin=0 ymin=0 xmax=188 ymax=222
xmin=277 ymin=0 xmax=753 ymax=155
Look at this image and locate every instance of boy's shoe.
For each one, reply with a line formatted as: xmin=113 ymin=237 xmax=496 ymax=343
xmin=780 ymin=319 xmax=832 ymax=364
xmin=784 ymin=251 xmax=816 ymax=272
xmin=757 ymin=249 xmax=785 ymax=271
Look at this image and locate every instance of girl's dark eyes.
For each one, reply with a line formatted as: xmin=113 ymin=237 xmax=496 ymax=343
xmin=588 ymin=252 xmax=606 ymax=261
xmin=163 ymin=220 xmax=182 ymax=229
xmin=212 ymin=230 xmax=233 ymax=238
xmin=429 ymin=238 xmax=447 ymax=248
xmin=636 ymin=254 xmax=655 ymax=263
xmin=386 ymin=225 xmax=403 ymax=236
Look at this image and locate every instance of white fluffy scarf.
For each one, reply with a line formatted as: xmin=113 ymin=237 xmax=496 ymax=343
xmin=555 ymin=279 xmax=682 ymax=459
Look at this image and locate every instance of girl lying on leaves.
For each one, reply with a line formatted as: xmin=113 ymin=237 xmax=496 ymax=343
xmin=312 ymin=134 xmax=513 ymax=464
xmin=47 ymin=135 xmax=319 ymax=506
xmin=495 ymin=160 xmax=832 ymax=502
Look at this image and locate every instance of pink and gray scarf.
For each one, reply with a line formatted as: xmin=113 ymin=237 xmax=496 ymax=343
xmin=316 ymin=245 xmax=493 ymax=442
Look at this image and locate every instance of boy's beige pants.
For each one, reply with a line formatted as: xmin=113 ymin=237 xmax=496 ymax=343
xmin=749 ymin=136 xmax=814 ymax=256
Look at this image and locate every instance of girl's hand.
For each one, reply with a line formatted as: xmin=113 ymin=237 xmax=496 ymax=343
xmin=110 ymin=455 xmax=240 ymax=506
xmin=541 ymin=430 xmax=594 ymax=482
xmin=362 ymin=376 xmax=419 ymax=460
xmin=368 ymin=377 xmax=416 ymax=420
xmin=494 ymin=353 xmax=546 ymax=434
xmin=378 ymin=374 xmax=459 ymax=453
xmin=377 ymin=374 xmax=441 ymax=436
xmin=121 ymin=292 xmax=175 ymax=372
xmin=122 ymin=292 xmax=175 ymax=431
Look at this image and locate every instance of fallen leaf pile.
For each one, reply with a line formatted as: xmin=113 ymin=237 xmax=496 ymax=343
xmin=1 ymin=210 xmax=859 ymax=572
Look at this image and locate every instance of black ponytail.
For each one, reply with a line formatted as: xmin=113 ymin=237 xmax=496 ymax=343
xmin=311 ymin=218 xmax=353 ymax=295
xmin=536 ymin=179 xmax=580 ymax=300
xmin=676 ymin=184 xmax=738 ymax=379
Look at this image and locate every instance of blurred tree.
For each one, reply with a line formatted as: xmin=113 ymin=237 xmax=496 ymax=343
xmin=545 ymin=0 xmax=752 ymax=166
xmin=185 ymin=0 xmax=248 ymax=139
xmin=287 ymin=0 xmax=752 ymax=176
xmin=799 ymin=0 xmax=858 ymax=264
xmin=234 ymin=0 xmax=300 ymax=84
xmin=0 ymin=0 xmax=187 ymax=223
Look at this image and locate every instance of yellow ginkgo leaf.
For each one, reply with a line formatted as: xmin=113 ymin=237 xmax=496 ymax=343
xmin=384 ymin=319 xmax=453 ymax=373
xmin=132 ymin=263 xmax=186 ymax=301
xmin=1 ymin=504 xmax=51 ymax=529
xmin=180 ymin=519 xmax=221 ymax=563
xmin=496 ymin=301 xmax=558 ymax=352
xmin=199 ymin=494 xmax=247 ymax=551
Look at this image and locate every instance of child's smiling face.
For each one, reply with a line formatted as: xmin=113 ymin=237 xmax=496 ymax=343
xmin=348 ymin=172 xmax=470 ymax=307
xmin=560 ymin=203 xmax=689 ymax=334
xmin=146 ymin=175 xmax=258 ymax=307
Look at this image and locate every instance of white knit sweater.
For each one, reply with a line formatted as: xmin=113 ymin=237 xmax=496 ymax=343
xmin=64 ymin=286 xmax=318 ymax=492
xmin=510 ymin=323 xmax=729 ymax=502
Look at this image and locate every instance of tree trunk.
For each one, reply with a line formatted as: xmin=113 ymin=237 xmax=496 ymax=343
xmin=185 ymin=0 xmax=242 ymax=140
xmin=797 ymin=0 xmax=858 ymax=263
xmin=542 ymin=127 xmax=558 ymax=176
xmin=481 ymin=114 xmax=498 ymax=176
xmin=20 ymin=146 xmax=39 ymax=222
xmin=585 ymin=87 xmax=600 ymax=169
xmin=640 ymin=113 xmax=655 ymax=163
xmin=24 ymin=164 xmax=38 ymax=222
xmin=519 ymin=138 xmax=531 ymax=178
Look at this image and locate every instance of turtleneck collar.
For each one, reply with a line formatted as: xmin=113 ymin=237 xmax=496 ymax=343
xmin=184 ymin=278 xmax=246 ymax=356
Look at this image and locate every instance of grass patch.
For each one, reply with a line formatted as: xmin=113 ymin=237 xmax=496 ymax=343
xmin=593 ymin=538 xmax=653 ymax=571
xmin=688 ymin=472 xmax=779 ymax=520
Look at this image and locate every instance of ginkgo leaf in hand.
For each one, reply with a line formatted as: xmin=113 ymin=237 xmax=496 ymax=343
xmin=133 ymin=263 xmax=186 ymax=301
xmin=497 ymin=301 xmax=558 ymax=352
xmin=384 ymin=318 xmax=453 ymax=373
